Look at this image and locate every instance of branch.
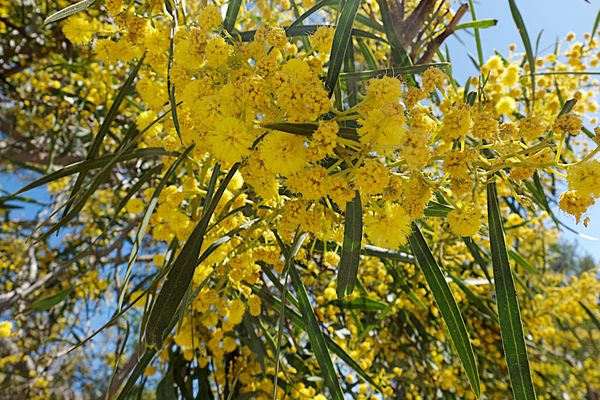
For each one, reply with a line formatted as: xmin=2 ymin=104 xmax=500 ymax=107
xmin=417 ymin=3 xmax=469 ymax=64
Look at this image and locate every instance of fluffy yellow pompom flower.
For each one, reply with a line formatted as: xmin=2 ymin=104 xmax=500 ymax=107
xmin=421 ymin=67 xmax=448 ymax=94
xmin=62 ymin=14 xmax=98 ymax=45
xmin=105 ymin=0 xmax=123 ymax=15
xmin=267 ymin=27 xmax=287 ymax=48
xmin=207 ymin=117 xmax=256 ymax=164
xmin=259 ymin=131 xmax=308 ymax=176
xmin=447 ymin=203 xmax=481 ymax=237
xmin=358 ymin=103 xmax=407 ymax=151
xmin=495 ymin=96 xmax=516 ymax=115
xmin=559 ymin=190 xmax=594 ymax=223
xmin=205 ymin=37 xmax=232 ymax=67
xmin=228 ymin=299 xmax=246 ymax=326
xmin=311 ymin=26 xmax=335 ymax=54
xmin=353 ymin=159 xmax=390 ymax=196
xmin=364 ymin=203 xmax=412 ymax=249
xmin=553 ymin=113 xmax=582 ymax=135
xmin=567 ymin=160 xmax=600 ymax=198
xmin=286 ymin=166 xmax=331 ymax=200
xmin=198 ymin=4 xmax=222 ymax=32
xmin=471 ymin=111 xmax=498 ymax=141
xmin=363 ymin=76 xmax=402 ymax=109
xmin=501 ymin=64 xmax=520 ymax=87
xmin=519 ymin=114 xmax=547 ymax=140
xmin=125 ymin=198 xmax=144 ymax=214
xmin=275 ymin=59 xmax=329 ymax=122
xmin=0 ymin=321 xmax=12 ymax=337
xmin=439 ymin=104 xmax=471 ymax=141
xmin=248 ymin=295 xmax=262 ymax=317
xmin=241 ymin=153 xmax=280 ymax=199
xmin=307 ymin=120 xmax=338 ymax=161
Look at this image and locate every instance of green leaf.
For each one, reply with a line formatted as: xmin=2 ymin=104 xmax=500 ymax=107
xmin=145 ymin=164 xmax=240 ymax=349
xmin=118 ymin=147 xmax=193 ymax=312
xmin=408 ymin=225 xmax=480 ymax=398
xmin=376 ymin=0 xmax=412 ymax=69
xmin=288 ymin=265 xmax=344 ymax=400
xmin=223 ymin=0 xmax=242 ymax=33
xmin=156 ymin=369 xmax=177 ymax=400
xmin=329 ymin=297 xmax=387 ymax=312
xmin=339 ymin=62 xmax=450 ymax=82
xmin=558 ymin=98 xmax=577 ymax=116
xmin=362 ymin=244 xmax=415 ymax=263
xmin=448 ymin=274 xmax=498 ymax=323
xmin=253 ymin=286 xmax=380 ymax=390
xmin=288 ymin=0 xmax=331 ymax=29
xmin=43 ymin=0 xmax=97 ymax=25
xmin=357 ymin=38 xmax=377 ymax=69
xmin=588 ymin=10 xmax=600 ymax=49
xmin=487 ymin=182 xmax=536 ymax=400
xmin=424 ymin=200 xmax=454 ymax=218
xmin=116 ymin=348 xmax=157 ymax=400
xmin=263 ymin=122 xmax=359 ymax=141
xmin=455 ymin=19 xmax=498 ymax=31
xmin=16 ymin=148 xmax=169 ymax=195
xmin=325 ymin=0 xmax=361 ymax=95
xmin=579 ymin=301 xmax=600 ymax=331
xmin=337 ymin=191 xmax=362 ymax=298
xmin=508 ymin=0 xmax=536 ymax=109
xmin=508 ymin=249 xmax=537 ymax=275
xmin=30 ymin=287 xmax=73 ymax=311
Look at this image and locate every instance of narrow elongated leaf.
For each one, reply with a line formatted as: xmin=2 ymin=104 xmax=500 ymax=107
xmin=288 ymin=0 xmax=331 ymax=28
xmin=263 ymin=122 xmax=359 ymax=141
xmin=30 ymin=287 xmax=73 ymax=311
xmin=339 ymin=62 xmax=450 ymax=82
xmin=337 ymin=191 xmax=362 ymax=298
xmin=508 ymin=249 xmax=537 ymax=275
xmin=329 ymin=297 xmax=387 ymax=312
xmin=487 ymin=182 xmax=536 ymax=400
xmin=325 ymin=0 xmax=361 ymax=95
xmin=289 ymin=265 xmax=344 ymax=400
xmin=589 ymin=10 xmax=600 ymax=49
xmin=408 ymin=225 xmax=480 ymax=398
xmin=116 ymin=348 xmax=157 ymax=400
xmin=376 ymin=0 xmax=412 ymax=68
xmin=579 ymin=301 xmax=600 ymax=331
xmin=357 ymin=38 xmax=377 ymax=69
xmin=455 ymin=19 xmax=498 ymax=31
xmin=118 ymin=147 xmax=193 ymax=311
xmin=558 ymin=98 xmax=577 ymax=116
xmin=16 ymin=148 xmax=169 ymax=195
xmin=106 ymin=164 xmax=163 ymax=229
xmin=223 ymin=0 xmax=242 ymax=32
xmin=508 ymin=0 xmax=535 ymax=107
xmin=362 ymin=244 xmax=415 ymax=263
xmin=252 ymin=286 xmax=380 ymax=389
xmin=156 ymin=369 xmax=177 ymax=400
xmin=145 ymin=164 xmax=240 ymax=349
xmin=424 ymin=200 xmax=454 ymax=217
xmin=448 ymin=274 xmax=498 ymax=323
xmin=44 ymin=0 xmax=97 ymax=25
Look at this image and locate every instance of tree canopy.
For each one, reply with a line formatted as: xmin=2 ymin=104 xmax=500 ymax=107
xmin=0 ymin=0 xmax=599 ymax=399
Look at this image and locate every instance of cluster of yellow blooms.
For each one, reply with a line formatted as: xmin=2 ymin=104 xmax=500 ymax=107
xmin=1 ymin=0 xmax=599 ymax=398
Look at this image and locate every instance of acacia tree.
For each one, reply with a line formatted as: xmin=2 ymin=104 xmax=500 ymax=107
xmin=0 ymin=0 xmax=599 ymax=399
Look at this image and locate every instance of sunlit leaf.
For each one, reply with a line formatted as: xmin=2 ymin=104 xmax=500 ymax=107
xmin=487 ymin=182 xmax=536 ymax=400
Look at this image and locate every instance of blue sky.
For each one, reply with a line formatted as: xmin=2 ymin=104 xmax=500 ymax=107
xmin=446 ymin=0 xmax=600 ymax=259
